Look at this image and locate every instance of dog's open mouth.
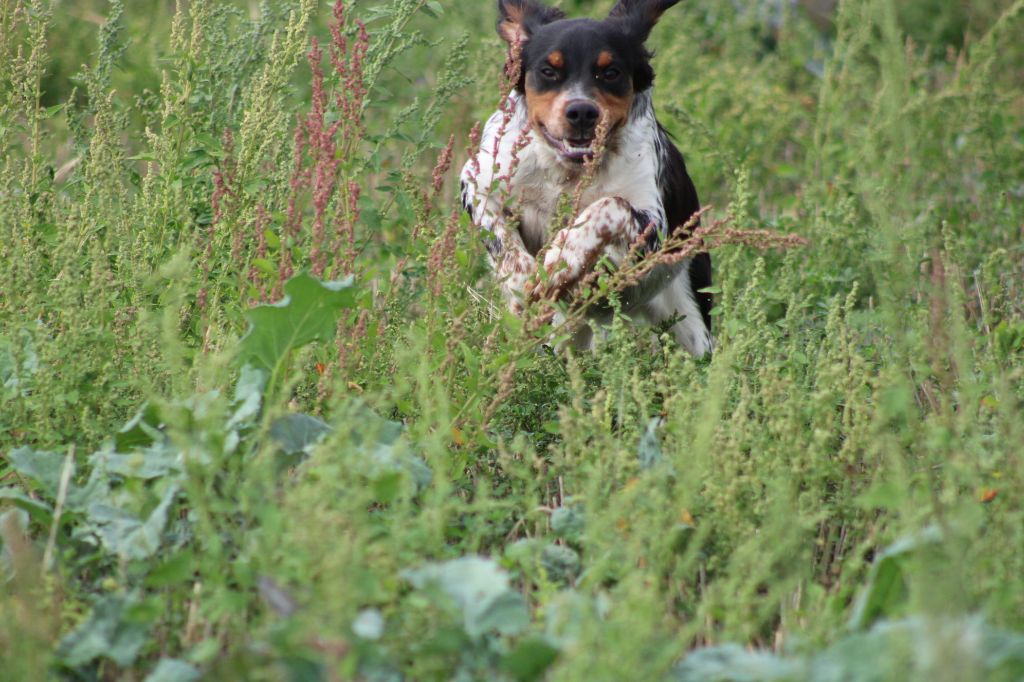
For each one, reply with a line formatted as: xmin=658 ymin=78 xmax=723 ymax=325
xmin=538 ymin=125 xmax=595 ymax=163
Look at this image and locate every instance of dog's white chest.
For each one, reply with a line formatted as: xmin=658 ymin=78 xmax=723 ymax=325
xmin=509 ymin=124 xmax=663 ymax=255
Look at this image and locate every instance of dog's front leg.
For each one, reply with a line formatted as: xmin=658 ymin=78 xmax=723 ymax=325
xmin=471 ymin=207 xmax=538 ymax=314
xmin=461 ymin=172 xmax=539 ymax=313
xmin=491 ymin=228 xmax=538 ymax=314
xmin=537 ymin=197 xmax=644 ymax=300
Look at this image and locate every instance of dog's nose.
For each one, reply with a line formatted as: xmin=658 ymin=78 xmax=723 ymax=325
xmin=565 ymin=100 xmax=600 ymax=131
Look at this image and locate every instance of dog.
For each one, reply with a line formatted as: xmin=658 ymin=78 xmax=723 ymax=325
xmin=460 ymin=0 xmax=713 ymax=356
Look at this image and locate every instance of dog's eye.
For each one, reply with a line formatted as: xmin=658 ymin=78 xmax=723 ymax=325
xmin=602 ymin=67 xmax=621 ymax=81
xmin=539 ymin=66 xmax=558 ymax=80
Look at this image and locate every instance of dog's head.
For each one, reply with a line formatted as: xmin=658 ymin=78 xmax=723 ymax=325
xmin=497 ymin=0 xmax=680 ymax=163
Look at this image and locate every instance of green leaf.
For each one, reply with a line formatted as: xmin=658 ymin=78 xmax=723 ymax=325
xmin=673 ymin=617 xmax=1024 ymax=682
xmin=144 ymin=659 xmax=201 ymax=682
xmin=227 ymin=365 xmax=267 ymax=432
xmin=56 ymin=594 xmax=151 ymax=668
xmin=404 ymin=556 xmax=529 ymax=638
xmin=65 ymin=467 xmax=112 ymax=513
xmin=7 ymin=447 xmax=65 ymax=496
xmin=473 ymin=590 xmax=531 ymax=636
xmin=421 ymin=1 xmax=444 ymax=18
xmin=263 ymin=230 xmax=281 ymax=249
xmin=86 ymin=485 xmax=179 ymax=561
xmin=144 ymin=550 xmax=195 ymax=588
xmin=0 ymin=488 xmax=53 ymax=522
xmin=41 ymin=103 xmax=66 ymax=119
xmin=238 ymin=272 xmax=356 ymax=374
xmin=501 ymin=638 xmax=560 ymax=682
xmin=93 ymin=442 xmax=180 ymax=480
xmin=348 ymin=402 xmax=431 ymax=490
xmin=252 ymin=257 xmax=276 ymax=275
xmin=270 ymin=413 xmax=332 ymax=456
xmin=116 ymin=402 xmax=165 ymax=450
xmin=848 ymin=526 xmax=943 ymax=630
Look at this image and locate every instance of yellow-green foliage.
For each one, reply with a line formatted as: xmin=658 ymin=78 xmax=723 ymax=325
xmin=1 ymin=1 xmax=1023 ymax=680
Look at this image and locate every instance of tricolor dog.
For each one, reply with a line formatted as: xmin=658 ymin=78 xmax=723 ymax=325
xmin=461 ymin=0 xmax=713 ymax=356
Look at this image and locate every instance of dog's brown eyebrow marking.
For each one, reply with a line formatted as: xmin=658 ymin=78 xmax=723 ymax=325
xmin=547 ymin=51 xmax=564 ymax=68
xmin=597 ymin=51 xmax=614 ymax=68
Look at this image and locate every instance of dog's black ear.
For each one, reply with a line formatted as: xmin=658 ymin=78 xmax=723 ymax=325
xmin=608 ymin=0 xmax=681 ymax=43
xmin=497 ymin=0 xmax=565 ymax=45
xmin=609 ymin=0 xmax=680 ymax=91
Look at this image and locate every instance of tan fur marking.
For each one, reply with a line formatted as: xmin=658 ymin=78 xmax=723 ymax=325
xmin=525 ymin=79 xmax=570 ymax=139
xmin=594 ymin=90 xmax=634 ymax=131
xmin=547 ymin=50 xmax=564 ymax=68
xmin=596 ymin=51 xmax=614 ymax=68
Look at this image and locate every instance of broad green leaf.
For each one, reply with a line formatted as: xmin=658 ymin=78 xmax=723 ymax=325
xmin=848 ymin=526 xmax=943 ymax=630
xmin=404 ymin=556 xmax=528 ymax=638
xmin=116 ymin=402 xmax=165 ymax=450
xmin=56 ymin=594 xmax=151 ymax=668
xmin=816 ymin=617 xmax=1024 ymax=682
xmin=270 ymin=413 xmax=332 ymax=456
xmin=144 ymin=550 xmax=195 ymax=588
xmin=87 ymin=485 xmax=179 ymax=561
xmin=7 ymin=447 xmax=65 ymax=496
xmin=501 ymin=638 xmax=560 ymax=682
xmin=0 ymin=487 xmax=53 ymax=522
xmin=349 ymin=402 xmax=431 ymax=489
xmin=672 ymin=617 xmax=1024 ymax=682
xmin=92 ymin=442 xmax=180 ymax=480
xmin=65 ymin=467 xmax=112 ymax=513
xmin=144 ymin=659 xmax=200 ymax=682
xmin=473 ymin=590 xmax=530 ymax=636
xmin=226 ymin=365 xmax=268 ymax=430
xmin=238 ymin=272 xmax=356 ymax=374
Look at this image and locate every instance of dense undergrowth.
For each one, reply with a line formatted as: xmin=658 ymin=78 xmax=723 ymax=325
xmin=2 ymin=0 xmax=1023 ymax=680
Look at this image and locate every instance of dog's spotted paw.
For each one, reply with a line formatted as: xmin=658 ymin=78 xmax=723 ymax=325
xmin=535 ymin=197 xmax=634 ymax=300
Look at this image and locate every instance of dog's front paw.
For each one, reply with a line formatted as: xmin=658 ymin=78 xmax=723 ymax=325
xmin=534 ymin=197 xmax=634 ymax=301
xmin=542 ymin=226 xmax=593 ymax=290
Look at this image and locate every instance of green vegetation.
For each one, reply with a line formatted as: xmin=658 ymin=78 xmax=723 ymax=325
xmin=2 ymin=0 xmax=1023 ymax=679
